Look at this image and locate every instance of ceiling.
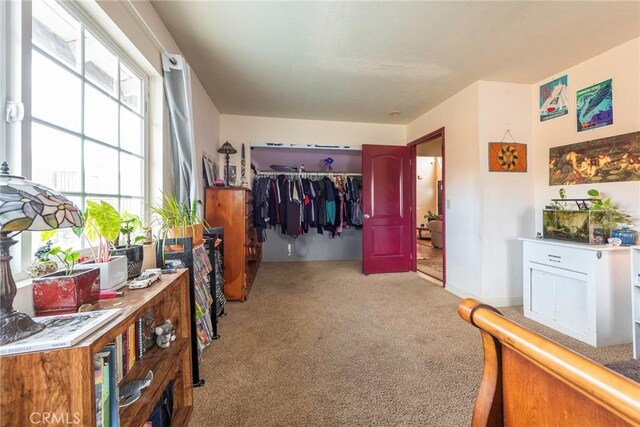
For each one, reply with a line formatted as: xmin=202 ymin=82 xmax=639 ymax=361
xmin=150 ymin=1 xmax=640 ymax=124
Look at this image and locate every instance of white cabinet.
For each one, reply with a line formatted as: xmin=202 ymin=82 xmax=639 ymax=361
xmin=521 ymin=238 xmax=631 ymax=347
xmin=631 ymin=246 xmax=640 ymax=358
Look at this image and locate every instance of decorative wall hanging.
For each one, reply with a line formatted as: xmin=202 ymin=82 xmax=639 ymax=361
xmin=576 ymin=79 xmax=613 ymax=132
xmin=548 ymin=130 xmax=640 ymax=185
xmin=488 ymin=129 xmax=527 ymax=172
xmin=539 ymin=75 xmax=568 ymax=122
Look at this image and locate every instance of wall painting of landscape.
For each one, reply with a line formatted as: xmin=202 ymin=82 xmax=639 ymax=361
xmin=549 ymin=131 xmax=640 ymax=185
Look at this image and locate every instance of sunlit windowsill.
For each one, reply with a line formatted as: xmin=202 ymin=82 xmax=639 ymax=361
xmin=15 ymin=277 xmax=33 ymax=290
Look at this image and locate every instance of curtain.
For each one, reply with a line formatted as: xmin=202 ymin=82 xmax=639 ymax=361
xmin=161 ymin=53 xmax=199 ymax=209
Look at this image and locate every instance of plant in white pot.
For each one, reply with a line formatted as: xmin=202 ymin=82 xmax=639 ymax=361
xmin=76 ymin=200 xmax=128 ymax=290
xmin=110 ymin=211 xmax=146 ymax=278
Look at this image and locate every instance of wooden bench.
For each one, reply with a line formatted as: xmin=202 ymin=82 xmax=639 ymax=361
xmin=459 ymin=298 xmax=640 ymax=426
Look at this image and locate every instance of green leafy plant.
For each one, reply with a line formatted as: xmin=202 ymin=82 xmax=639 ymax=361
xmin=119 ymin=211 xmax=145 ymax=247
xmin=40 ymin=245 xmax=80 ymax=276
xmin=75 ymin=201 xmax=121 ymax=263
xmin=424 ymin=210 xmax=440 ymax=221
xmin=150 ymin=192 xmax=205 ymax=238
xmin=587 ymin=189 xmax=633 ymax=232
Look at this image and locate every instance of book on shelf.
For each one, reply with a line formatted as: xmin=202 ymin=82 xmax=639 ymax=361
xmin=94 ymin=346 xmax=120 ymax=427
xmin=0 ymin=309 xmax=121 ymax=356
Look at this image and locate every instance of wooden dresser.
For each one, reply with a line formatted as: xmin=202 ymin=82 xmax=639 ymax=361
xmin=204 ymin=187 xmax=262 ymax=301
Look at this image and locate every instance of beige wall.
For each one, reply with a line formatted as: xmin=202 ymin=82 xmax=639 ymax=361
xmin=416 ymin=157 xmax=441 ymax=225
xmin=407 ymin=82 xmax=482 ymax=300
xmin=478 ymin=81 xmax=534 ymax=304
xmin=220 ymin=114 xmax=406 ymax=182
xmin=532 ymin=37 xmax=640 ymax=232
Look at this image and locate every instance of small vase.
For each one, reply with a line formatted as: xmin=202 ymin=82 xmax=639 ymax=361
xmin=610 ymin=228 xmax=638 ymax=246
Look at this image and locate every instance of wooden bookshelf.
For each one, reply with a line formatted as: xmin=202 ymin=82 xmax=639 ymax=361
xmin=0 ymin=269 xmax=193 ymax=427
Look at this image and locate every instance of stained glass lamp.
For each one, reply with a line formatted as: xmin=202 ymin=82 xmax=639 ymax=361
xmin=217 ymin=141 xmax=237 ymax=186
xmin=0 ymin=162 xmax=83 ymax=345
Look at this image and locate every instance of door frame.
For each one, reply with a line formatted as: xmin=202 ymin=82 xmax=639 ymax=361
xmin=408 ymin=127 xmax=446 ymax=286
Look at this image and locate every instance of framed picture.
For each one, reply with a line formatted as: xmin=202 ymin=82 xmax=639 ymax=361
xmin=548 ymin=131 xmax=640 ymax=185
xmin=225 ymin=165 xmax=237 ymax=186
xmin=539 ymin=75 xmax=568 ymax=122
xmin=577 ymin=79 xmax=613 ymax=132
xmin=488 ymin=143 xmax=527 ymax=172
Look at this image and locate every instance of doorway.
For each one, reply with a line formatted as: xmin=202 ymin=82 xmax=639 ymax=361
xmin=409 ymin=128 xmax=445 ymax=285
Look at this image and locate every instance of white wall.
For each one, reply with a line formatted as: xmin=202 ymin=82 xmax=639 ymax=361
xmin=220 ymin=114 xmax=406 ymax=180
xmin=532 ymin=37 xmax=640 ymax=232
xmin=407 ymin=82 xmax=482 ymax=300
xmin=416 ymin=157 xmax=439 ymax=225
xmin=407 ymin=81 xmax=533 ymax=306
xmin=478 ymin=81 xmax=534 ymax=305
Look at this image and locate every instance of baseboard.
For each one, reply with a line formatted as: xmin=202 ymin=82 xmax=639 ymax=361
xmin=444 ymin=284 xmax=522 ymax=307
xmin=444 ymin=283 xmax=482 ymax=300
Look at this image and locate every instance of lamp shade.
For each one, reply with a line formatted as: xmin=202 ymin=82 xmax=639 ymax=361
xmin=217 ymin=141 xmax=237 ymax=155
xmin=0 ymin=162 xmax=83 ymax=235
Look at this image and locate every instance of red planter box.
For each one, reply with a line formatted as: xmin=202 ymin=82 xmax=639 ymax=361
xmin=32 ymin=268 xmax=100 ymax=315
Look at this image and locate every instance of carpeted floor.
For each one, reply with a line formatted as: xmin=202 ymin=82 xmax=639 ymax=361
xmin=191 ymin=260 xmax=632 ymax=427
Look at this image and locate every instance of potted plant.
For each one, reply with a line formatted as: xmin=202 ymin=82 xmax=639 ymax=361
xmin=25 ymin=240 xmax=59 ymax=279
xmin=587 ymin=189 xmax=636 ymax=244
xmin=110 ymin=211 xmax=146 ymax=279
xmin=76 ymin=200 xmax=128 ymax=290
xmin=150 ymin=192 xmax=206 ymax=249
xmin=31 ymin=245 xmax=100 ymax=315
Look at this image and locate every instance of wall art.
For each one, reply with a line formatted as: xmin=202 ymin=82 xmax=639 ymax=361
xmin=548 ymin=131 xmax=640 ymax=185
xmin=539 ymin=75 xmax=568 ymax=122
xmin=576 ymin=79 xmax=613 ymax=132
xmin=488 ymin=142 xmax=527 ymax=172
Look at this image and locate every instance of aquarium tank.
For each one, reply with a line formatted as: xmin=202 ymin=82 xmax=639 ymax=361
xmin=542 ymin=210 xmax=611 ymax=244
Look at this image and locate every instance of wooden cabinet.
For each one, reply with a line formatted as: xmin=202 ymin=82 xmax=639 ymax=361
xmin=205 ymin=187 xmax=262 ymax=301
xmin=521 ymin=238 xmax=631 ymax=347
xmin=0 ymin=270 xmax=193 ymax=427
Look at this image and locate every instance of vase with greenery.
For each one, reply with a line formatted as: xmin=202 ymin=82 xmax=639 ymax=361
xmin=72 ymin=200 xmax=127 ymax=289
xmin=110 ymin=211 xmax=146 ymax=279
xmin=587 ymin=189 xmax=634 ymax=243
xmin=150 ymin=192 xmax=206 ymax=248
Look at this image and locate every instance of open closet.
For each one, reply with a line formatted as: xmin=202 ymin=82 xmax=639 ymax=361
xmin=249 ymin=144 xmax=363 ymax=262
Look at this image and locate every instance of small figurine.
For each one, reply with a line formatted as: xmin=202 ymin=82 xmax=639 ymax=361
xmin=155 ymin=320 xmax=177 ymax=348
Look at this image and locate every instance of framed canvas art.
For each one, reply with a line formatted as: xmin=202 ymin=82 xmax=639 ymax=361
xmin=577 ymin=79 xmax=613 ymax=132
xmin=488 ymin=143 xmax=527 ymax=172
xmin=539 ymin=75 xmax=568 ymax=122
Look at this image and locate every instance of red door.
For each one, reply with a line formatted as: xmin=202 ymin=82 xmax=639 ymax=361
xmin=362 ymin=144 xmax=413 ymax=274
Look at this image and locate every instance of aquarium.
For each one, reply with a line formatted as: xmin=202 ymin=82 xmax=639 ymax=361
xmin=542 ymin=210 xmax=611 ymax=244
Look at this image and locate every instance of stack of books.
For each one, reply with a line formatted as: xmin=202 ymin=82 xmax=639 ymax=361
xmin=94 ymin=309 xmax=156 ymax=426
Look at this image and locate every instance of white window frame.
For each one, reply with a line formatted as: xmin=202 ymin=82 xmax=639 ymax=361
xmin=9 ymin=0 xmax=150 ymax=279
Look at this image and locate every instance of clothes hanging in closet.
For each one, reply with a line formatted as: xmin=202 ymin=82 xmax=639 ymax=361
xmin=251 ymin=174 xmax=363 ymax=241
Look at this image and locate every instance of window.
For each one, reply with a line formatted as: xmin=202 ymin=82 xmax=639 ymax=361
xmin=29 ymin=0 xmax=147 ymax=251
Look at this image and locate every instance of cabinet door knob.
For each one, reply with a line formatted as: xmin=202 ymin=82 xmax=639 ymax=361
xmin=364 ymin=214 xmax=371 ymax=219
